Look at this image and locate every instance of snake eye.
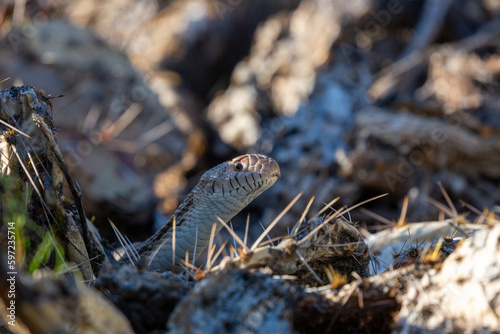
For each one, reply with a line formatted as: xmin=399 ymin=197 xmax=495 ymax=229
xmin=233 ymin=162 xmax=243 ymax=172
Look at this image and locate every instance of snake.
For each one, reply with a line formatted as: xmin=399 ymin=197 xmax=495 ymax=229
xmin=134 ymin=154 xmax=280 ymax=272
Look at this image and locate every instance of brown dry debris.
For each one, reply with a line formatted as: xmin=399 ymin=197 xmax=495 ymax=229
xmin=1 ymin=0 xmax=500 ymax=333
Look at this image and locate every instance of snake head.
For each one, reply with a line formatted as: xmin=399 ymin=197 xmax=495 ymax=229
xmin=202 ymin=154 xmax=280 ymax=199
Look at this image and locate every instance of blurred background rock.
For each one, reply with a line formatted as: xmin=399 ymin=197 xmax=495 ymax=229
xmin=1 ymin=0 xmax=499 ymax=242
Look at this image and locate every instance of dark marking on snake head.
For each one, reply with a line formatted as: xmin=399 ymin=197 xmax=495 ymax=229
xmin=244 ymin=175 xmax=254 ymax=190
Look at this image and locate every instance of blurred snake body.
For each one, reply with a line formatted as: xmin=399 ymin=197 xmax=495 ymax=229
xmin=136 ymin=154 xmax=280 ymax=272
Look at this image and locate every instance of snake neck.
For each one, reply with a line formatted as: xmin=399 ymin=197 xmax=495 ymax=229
xmin=136 ymin=186 xmax=257 ymax=271
xmin=122 ymin=154 xmax=280 ymax=272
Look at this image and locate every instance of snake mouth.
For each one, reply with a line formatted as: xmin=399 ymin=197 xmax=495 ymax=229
xmin=208 ymin=154 xmax=281 ymax=197
xmin=227 ymin=173 xmax=277 ymax=196
xmin=243 ymin=173 xmax=279 ymax=195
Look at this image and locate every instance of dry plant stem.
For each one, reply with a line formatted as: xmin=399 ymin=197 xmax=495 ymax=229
xmin=295 ymin=249 xmax=322 ymax=284
xmin=27 ymin=151 xmax=44 ymax=189
xmin=108 ymin=103 xmax=142 ymax=140
xmin=292 ymin=195 xmax=315 ymax=236
xmin=211 ymin=241 xmax=228 ymax=267
xmin=437 ymin=182 xmax=457 ymax=216
xmin=11 ymin=145 xmax=42 ymax=199
xmin=311 ymin=196 xmax=340 ymax=220
xmin=396 ymin=196 xmax=409 ymax=226
xmin=147 ymin=236 xmax=171 ymax=269
xmin=32 ymin=114 xmax=94 ymax=265
xmin=459 ymin=200 xmax=484 ymax=216
xmin=192 ymin=225 xmax=198 ymax=268
xmin=428 ymin=198 xmax=454 ymax=217
xmin=0 ymin=118 xmax=31 ymax=138
xmin=250 ymin=191 xmax=303 ymax=251
xmin=298 ymin=193 xmax=388 ymax=246
xmin=244 ymin=213 xmax=250 ymax=245
xmin=1 ymin=100 xmax=57 ymax=190
xmin=359 ymin=207 xmax=393 ymax=226
xmin=215 ymin=215 xmax=249 ymax=253
xmin=110 ymin=221 xmax=137 ymax=267
xmin=206 ymin=222 xmax=217 ymax=271
xmin=428 ymin=185 xmax=470 ymax=237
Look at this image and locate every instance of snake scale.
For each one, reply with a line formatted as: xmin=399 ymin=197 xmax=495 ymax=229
xmin=132 ymin=154 xmax=280 ymax=272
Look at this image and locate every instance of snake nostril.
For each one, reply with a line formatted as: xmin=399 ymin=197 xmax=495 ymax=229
xmin=269 ymin=159 xmax=281 ymax=178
